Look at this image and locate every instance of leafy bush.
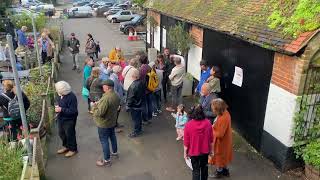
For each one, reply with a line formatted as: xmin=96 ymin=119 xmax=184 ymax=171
xmin=303 ymin=140 xmax=320 ymax=169
xmin=0 ymin=143 xmax=24 ymax=180
xmin=167 ymin=22 xmax=193 ymax=56
xmin=10 ymin=12 xmax=47 ymax=32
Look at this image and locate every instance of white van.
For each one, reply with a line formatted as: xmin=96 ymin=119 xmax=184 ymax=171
xmin=68 ymin=6 xmax=93 ymax=18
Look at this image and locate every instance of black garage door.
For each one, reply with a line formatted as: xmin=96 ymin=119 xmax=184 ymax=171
xmin=202 ymin=29 xmax=274 ymax=150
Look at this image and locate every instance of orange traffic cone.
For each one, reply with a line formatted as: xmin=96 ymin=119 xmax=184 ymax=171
xmin=128 ymin=31 xmax=133 ymax=41
xmin=132 ymin=31 xmax=138 ymax=41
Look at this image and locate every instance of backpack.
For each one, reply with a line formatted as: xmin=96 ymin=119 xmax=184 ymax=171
xmin=146 ymin=69 xmax=159 ymax=92
xmin=2 ymin=93 xmax=21 ymax=119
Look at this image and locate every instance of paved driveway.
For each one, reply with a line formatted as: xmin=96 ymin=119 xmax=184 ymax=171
xmin=45 ymin=17 xmax=300 ymax=180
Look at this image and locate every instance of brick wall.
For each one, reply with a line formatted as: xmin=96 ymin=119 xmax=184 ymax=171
xmin=189 ymin=25 xmax=203 ymax=48
xmin=147 ymin=10 xmax=161 ymax=26
xmin=271 ymin=53 xmax=308 ymax=95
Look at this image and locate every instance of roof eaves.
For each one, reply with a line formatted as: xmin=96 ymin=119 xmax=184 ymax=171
xmin=147 ymin=8 xmax=299 ymax=55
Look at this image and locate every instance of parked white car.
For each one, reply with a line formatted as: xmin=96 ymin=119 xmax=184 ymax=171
xmin=68 ymin=6 xmax=93 ymax=18
xmin=106 ymin=10 xmax=136 ymax=23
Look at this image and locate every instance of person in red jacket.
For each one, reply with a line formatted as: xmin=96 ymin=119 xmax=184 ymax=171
xmin=184 ymin=104 xmax=213 ymax=180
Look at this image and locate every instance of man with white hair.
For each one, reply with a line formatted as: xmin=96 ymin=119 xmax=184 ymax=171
xmin=55 ymin=81 xmax=78 ymax=158
xmin=126 ymin=68 xmax=144 ymax=138
xmin=166 ymin=56 xmax=185 ymax=112
xmin=92 ymin=79 xmax=120 ymax=167
xmin=16 ymin=26 xmax=28 ymax=47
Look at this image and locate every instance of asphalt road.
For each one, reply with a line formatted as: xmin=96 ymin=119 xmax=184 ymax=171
xmin=45 ymin=17 xmax=300 ymax=180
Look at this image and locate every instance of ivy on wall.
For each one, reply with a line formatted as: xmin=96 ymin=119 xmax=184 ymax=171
xmin=293 ymin=69 xmax=320 ymax=157
xmin=267 ymin=0 xmax=320 ymax=38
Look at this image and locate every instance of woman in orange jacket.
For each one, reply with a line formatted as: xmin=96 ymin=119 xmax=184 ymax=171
xmin=209 ymin=98 xmax=233 ymax=178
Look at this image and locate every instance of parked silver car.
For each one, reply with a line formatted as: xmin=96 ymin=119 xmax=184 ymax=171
xmin=68 ymin=6 xmax=93 ymax=18
xmin=106 ymin=10 xmax=136 ymax=23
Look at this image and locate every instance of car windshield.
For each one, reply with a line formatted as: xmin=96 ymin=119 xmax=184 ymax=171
xmin=132 ymin=16 xmax=141 ymax=23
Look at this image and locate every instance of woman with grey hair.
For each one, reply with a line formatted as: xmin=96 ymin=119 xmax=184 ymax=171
xmin=55 ymin=81 xmax=78 ymax=158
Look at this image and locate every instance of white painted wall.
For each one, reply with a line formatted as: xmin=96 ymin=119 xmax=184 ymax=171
xmin=162 ymin=28 xmax=166 ymax=48
xmin=147 ymin=22 xmax=150 ymax=44
xmin=263 ymin=84 xmax=297 ymax=147
xmin=187 ymin=44 xmax=202 ymax=80
xmin=154 ymin=26 xmax=161 ymax=51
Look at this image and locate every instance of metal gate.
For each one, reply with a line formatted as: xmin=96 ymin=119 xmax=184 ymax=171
xmin=294 ymin=63 xmax=320 ymax=145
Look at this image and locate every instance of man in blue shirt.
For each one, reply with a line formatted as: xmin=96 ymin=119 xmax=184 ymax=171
xmin=16 ymin=26 xmax=28 ymax=47
xmin=195 ymin=60 xmax=211 ymax=94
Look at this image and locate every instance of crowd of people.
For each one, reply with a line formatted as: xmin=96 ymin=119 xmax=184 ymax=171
xmin=52 ymin=32 xmax=234 ymax=179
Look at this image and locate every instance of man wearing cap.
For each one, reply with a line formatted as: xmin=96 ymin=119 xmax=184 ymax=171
xmin=67 ymin=33 xmax=80 ymax=71
xmin=92 ymin=79 xmax=120 ymax=167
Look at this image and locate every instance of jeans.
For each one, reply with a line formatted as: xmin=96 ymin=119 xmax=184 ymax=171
xmin=41 ymin=51 xmax=48 ymax=64
xmin=153 ymin=90 xmax=161 ymax=111
xmin=130 ymin=109 xmax=142 ymax=134
xmin=171 ymin=83 xmax=183 ymax=107
xmin=142 ymin=93 xmax=153 ymax=121
xmin=72 ymin=53 xmax=79 ymax=68
xmin=97 ymin=127 xmax=117 ymax=161
xmin=190 ymin=154 xmax=209 ymax=180
xmin=58 ymin=119 xmax=77 ymax=151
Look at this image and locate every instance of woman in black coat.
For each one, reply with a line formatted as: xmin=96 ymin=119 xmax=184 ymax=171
xmin=54 ymin=81 xmax=78 ymax=158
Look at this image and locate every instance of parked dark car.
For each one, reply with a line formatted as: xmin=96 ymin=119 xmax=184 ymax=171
xmin=93 ymin=4 xmax=113 ymax=16
xmin=119 ymin=15 xmax=146 ymax=34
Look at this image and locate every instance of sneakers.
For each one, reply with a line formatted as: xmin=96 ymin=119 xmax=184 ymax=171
xmin=111 ymin=152 xmax=119 ymax=159
xmin=209 ymin=169 xmax=230 ymax=178
xmin=152 ymin=112 xmax=158 ymax=117
xmin=142 ymin=121 xmax=151 ymax=125
xmin=65 ymin=151 xmax=77 ymax=158
xmin=72 ymin=66 xmax=76 ymax=70
xmin=128 ymin=131 xmax=142 ymax=138
xmin=96 ymin=159 xmax=111 ymax=167
xmin=57 ymin=147 xmax=68 ymax=154
xmin=157 ymin=109 xmax=162 ymax=113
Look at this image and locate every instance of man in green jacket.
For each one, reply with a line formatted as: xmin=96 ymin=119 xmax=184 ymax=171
xmin=92 ymin=79 xmax=120 ymax=167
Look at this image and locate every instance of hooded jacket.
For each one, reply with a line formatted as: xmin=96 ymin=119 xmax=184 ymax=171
xmin=184 ymin=119 xmax=213 ymax=156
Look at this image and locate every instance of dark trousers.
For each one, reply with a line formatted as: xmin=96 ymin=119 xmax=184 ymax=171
xmin=97 ymin=127 xmax=117 ymax=160
xmin=142 ymin=93 xmax=153 ymax=121
xmin=58 ymin=119 xmax=77 ymax=151
xmin=153 ymin=90 xmax=161 ymax=111
xmin=162 ymin=78 xmax=170 ymax=102
xmin=87 ymin=98 xmax=91 ymax=111
xmin=130 ymin=109 xmax=142 ymax=133
xmin=6 ymin=119 xmax=22 ymax=141
xmin=41 ymin=51 xmax=48 ymax=64
xmin=171 ymin=83 xmax=183 ymax=107
xmin=190 ymin=154 xmax=209 ymax=180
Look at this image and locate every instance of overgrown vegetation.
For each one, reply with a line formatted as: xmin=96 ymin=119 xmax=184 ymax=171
xmin=22 ymin=64 xmax=52 ymax=126
xmin=267 ymin=0 xmax=320 ymax=38
xmin=0 ymin=0 xmax=12 ymax=16
xmin=302 ymin=140 xmax=320 ymax=168
xmin=133 ymin=0 xmax=146 ymax=7
xmin=293 ymin=67 xmax=320 ymax=166
xmin=167 ymin=22 xmax=193 ymax=56
xmin=0 ymin=143 xmax=24 ymax=180
xmin=10 ymin=12 xmax=47 ymax=32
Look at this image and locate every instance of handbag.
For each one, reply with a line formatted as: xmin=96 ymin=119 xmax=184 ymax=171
xmin=82 ymin=87 xmax=89 ymax=98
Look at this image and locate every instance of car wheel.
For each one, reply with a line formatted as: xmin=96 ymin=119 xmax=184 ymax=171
xmin=111 ymin=18 xmax=117 ymax=23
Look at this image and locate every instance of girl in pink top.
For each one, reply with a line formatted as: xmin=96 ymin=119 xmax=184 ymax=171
xmin=184 ymin=104 xmax=213 ymax=180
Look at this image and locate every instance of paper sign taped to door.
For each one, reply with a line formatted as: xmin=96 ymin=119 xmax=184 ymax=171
xmin=232 ymin=66 xmax=243 ymax=87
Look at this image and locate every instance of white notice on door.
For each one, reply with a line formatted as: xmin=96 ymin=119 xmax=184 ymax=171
xmin=232 ymin=66 xmax=243 ymax=87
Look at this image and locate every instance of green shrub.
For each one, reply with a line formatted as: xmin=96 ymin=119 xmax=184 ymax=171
xmin=302 ymin=140 xmax=320 ymax=169
xmin=0 ymin=143 xmax=24 ymax=180
xmin=10 ymin=12 xmax=47 ymax=32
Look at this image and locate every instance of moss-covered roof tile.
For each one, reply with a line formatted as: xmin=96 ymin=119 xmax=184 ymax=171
xmin=145 ymin=0 xmax=319 ymax=54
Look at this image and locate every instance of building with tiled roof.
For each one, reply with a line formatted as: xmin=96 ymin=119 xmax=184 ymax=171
xmin=144 ymin=0 xmax=320 ymax=171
